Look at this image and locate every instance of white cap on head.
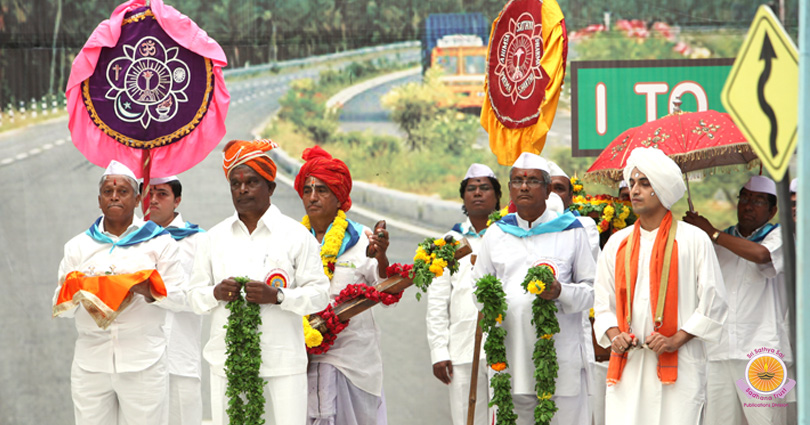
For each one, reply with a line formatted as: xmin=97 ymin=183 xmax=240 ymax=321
xmin=743 ymin=175 xmax=777 ymax=197
xmin=511 ymin=152 xmax=550 ymax=173
xmin=790 ymin=178 xmax=798 ymax=194
xmin=102 ymin=160 xmax=137 ymax=181
xmin=547 ymin=192 xmax=565 ymax=213
xmin=619 ymin=180 xmax=628 ymax=189
xmin=547 ymin=161 xmax=569 ymax=179
xmin=622 ymin=147 xmax=686 ymax=210
xmin=148 ymin=176 xmax=179 ymax=186
xmin=464 ymin=163 xmax=496 ymax=180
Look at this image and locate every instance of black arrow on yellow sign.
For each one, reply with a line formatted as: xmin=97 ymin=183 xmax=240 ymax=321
xmin=758 ymin=33 xmax=778 ymax=157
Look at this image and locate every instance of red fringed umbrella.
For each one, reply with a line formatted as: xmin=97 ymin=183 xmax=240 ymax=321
xmin=584 ymin=109 xmax=759 ymax=210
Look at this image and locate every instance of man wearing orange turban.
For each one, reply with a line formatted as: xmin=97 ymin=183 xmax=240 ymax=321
xmin=188 ymin=139 xmax=330 ymax=425
xmin=222 ymin=138 xmax=279 ymax=182
xmin=294 ymin=146 xmax=392 ymax=425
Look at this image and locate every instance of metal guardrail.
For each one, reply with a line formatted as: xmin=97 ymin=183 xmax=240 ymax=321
xmin=223 ymin=41 xmax=421 ymax=79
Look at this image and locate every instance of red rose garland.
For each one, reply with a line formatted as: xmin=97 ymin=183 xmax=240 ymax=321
xmin=307 ymin=304 xmax=349 ymax=355
xmin=386 ymin=263 xmax=413 ymax=279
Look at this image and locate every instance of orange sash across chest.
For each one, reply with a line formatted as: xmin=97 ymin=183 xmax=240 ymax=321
xmin=607 ymin=211 xmax=679 ymax=385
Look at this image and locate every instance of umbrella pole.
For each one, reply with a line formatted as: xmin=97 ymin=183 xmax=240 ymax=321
xmin=684 ymin=173 xmax=695 ymax=212
xmin=141 ymin=149 xmax=152 ymax=221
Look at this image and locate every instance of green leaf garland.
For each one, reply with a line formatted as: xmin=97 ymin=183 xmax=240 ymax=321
xmin=474 ymin=274 xmax=516 ymax=425
xmin=225 ymin=277 xmax=266 ymax=425
xmin=521 ymin=266 xmax=560 ymax=425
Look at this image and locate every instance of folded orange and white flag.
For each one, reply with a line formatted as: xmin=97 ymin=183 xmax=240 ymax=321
xmin=53 ymin=269 xmax=167 ymax=329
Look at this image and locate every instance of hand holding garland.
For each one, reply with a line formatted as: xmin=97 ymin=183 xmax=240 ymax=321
xmin=215 ymin=277 xmax=283 ymax=304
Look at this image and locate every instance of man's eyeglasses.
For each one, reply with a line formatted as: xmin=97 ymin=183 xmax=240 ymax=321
xmin=737 ymin=196 xmax=769 ymax=207
xmin=509 ymin=179 xmax=544 ymax=189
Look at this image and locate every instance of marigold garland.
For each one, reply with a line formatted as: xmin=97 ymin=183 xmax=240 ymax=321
xmin=474 ymin=274 xmax=517 ymax=425
xmin=570 ymin=175 xmax=585 ymax=196
xmin=487 ymin=206 xmax=510 ymax=227
xmin=303 ymin=316 xmax=323 ymax=348
xmin=225 ymin=277 xmax=266 ymax=425
xmin=305 ymin=304 xmax=349 ymax=355
xmin=569 ymin=194 xmax=636 ymax=234
xmin=302 ymin=210 xmax=349 ymax=279
xmin=521 ymin=266 xmax=560 ymax=425
xmin=305 ymin=282 xmax=404 ymax=355
xmin=411 ymin=236 xmax=460 ymax=301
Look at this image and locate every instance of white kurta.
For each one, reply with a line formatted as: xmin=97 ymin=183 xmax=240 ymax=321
xmin=426 ymin=220 xmax=489 ymax=425
xmin=187 ymin=204 xmax=331 ymax=378
xmin=164 ymin=213 xmax=204 ymax=379
xmin=593 ymin=221 xmax=728 ymax=425
xmin=55 ymin=216 xmax=187 ymax=373
xmin=309 ymin=224 xmax=386 ymax=397
xmin=708 ymin=224 xmax=790 ymax=363
xmin=472 ymin=210 xmax=596 ymax=398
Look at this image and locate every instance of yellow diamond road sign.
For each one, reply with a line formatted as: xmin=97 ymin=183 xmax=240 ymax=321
xmin=721 ymin=5 xmax=798 ymax=182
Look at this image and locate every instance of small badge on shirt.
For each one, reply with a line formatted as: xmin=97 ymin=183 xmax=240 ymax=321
xmin=335 ymin=260 xmax=356 ymax=269
xmin=531 ymin=260 xmax=558 ymax=278
xmin=265 ymin=268 xmax=289 ymax=288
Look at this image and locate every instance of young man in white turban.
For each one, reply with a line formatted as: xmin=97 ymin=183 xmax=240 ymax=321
xmin=427 ymin=163 xmax=501 ymax=425
xmin=54 ymin=160 xmax=188 ymax=425
xmin=684 ymin=175 xmax=794 ymax=424
xmin=473 ymin=153 xmax=596 ymax=425
xmin=142 ymin=176 xmax=206 ymax=425
xmin=593 ymin=147 xmax=728 ymax=425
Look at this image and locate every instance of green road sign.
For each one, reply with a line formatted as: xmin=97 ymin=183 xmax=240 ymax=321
xmin=571 ymin=58 xmax=734 ymax=157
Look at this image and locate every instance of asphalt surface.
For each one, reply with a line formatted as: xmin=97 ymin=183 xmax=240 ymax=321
xmin=0 ymin=64 xmax=464 ymax=424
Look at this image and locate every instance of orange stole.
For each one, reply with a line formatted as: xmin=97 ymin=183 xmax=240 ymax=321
xmin=607 ymin=212 xmax=679 ymax=385
xmin=53 ymin=269 xmax=167 ymax=329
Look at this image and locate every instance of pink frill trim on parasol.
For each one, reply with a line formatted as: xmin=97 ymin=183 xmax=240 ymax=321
xmin=65 ymin=0 xmax=230 ymax=178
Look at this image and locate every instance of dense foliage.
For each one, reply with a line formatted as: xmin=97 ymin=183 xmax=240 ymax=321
xmin=2 ymin=0 xmax=791 ymax=110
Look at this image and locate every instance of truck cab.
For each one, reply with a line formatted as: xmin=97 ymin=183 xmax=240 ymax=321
xmin=431 ymin=34 xmax=487 ymax=110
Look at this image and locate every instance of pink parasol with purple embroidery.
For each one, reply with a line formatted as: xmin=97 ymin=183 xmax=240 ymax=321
xmin=66 ymin=0 xmax=229 ymax=212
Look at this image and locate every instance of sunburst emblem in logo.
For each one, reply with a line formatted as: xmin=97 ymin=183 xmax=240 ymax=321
xmin=746 ymin=353 xmax=786 ymax=394
xmin=493 ymin=12 xmax=544 ymax=104
xmin=105 ymin=36 xmax=191 ymax=129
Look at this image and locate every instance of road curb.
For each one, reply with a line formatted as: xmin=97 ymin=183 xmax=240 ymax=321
xmin=325 ymin=66 xmax=421 ymax=109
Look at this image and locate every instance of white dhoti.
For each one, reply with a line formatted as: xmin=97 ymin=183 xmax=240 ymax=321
xmin=589 ymin=362 xmax=608 ymax=425
xmin=511 ymin=369 xmax=589 ymax=425
xmin=306 ymin=363 xmax=386 ymax=425
xmin=605 ymin=346 xmax=705 ymax=425
xmin=168 ymin=374 xmax=202 ymax=425
xmin=71 ymin=357 xmax=169 ymax=425
xmin=705 ymin=360 xmax=794 ymax=425
xmin=448 ymin=362 xmax=490 ymax=425
xmin=210 ymin=371 xmax=307 ymax=425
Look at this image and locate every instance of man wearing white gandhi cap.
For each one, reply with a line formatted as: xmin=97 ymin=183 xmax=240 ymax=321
xmin=141 ymin=175 xmax=206 ymax=425
xmin=684 ymin=174 xmax=794 ymax=424
xmin=593 ymin=147 xmax=727 ymax=425
xmin=472 ymin=152 xmax=596 ymax=425
xmin=54 ymin=160 xmax=188 ymax=425
xmin=427 ymin=163 xmax=501 ymax=425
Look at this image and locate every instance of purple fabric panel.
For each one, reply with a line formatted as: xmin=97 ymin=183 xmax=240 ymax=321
xmin=84 ymin=7 xmax=212 ymax=146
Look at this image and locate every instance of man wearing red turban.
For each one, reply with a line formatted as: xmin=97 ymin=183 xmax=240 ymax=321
xmin=295 ymin=146 xmax=393 ymax=425
xmin=188 ymin=139 xmax=330 ymax=425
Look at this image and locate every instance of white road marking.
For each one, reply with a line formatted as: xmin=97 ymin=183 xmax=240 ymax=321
xmin=1 ymin=158 xmax=13 ymax=165
xmin=15 ymin=153 xmax=28 ymax=160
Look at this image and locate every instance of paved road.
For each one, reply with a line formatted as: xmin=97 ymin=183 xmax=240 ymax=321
xmin=336 ymin=73 xmax=573 ymax=152
xmin=0 ymin=64 xmax=461 ymax=424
